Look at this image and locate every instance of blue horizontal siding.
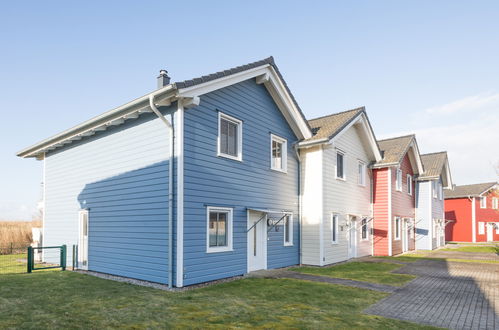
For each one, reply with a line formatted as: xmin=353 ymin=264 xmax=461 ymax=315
xmin=182 ymin=78 xmax=300 ymax=286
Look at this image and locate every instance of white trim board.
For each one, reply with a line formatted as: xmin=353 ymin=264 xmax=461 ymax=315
xmin=175 ymin=103 xmax=184 ymax=287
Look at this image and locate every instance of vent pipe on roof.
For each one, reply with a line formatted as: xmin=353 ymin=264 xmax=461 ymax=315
xmin=157 ymin=69 xmax=171 ymax=88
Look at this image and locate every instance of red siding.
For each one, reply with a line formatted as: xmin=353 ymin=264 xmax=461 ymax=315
xmin=373 ymin=168 xmax=390 ymax=256
xmin=475 ymin=190 xmax=499 ymax=242
xmin=445 ymin=190 xmax=499 ymax=242
xmin=445 ymin=198 xmax=473 ymax=242
xmin=391 ymin=154 xmax=416 ymax=254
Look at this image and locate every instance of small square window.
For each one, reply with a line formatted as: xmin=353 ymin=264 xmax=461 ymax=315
xmin=358 ymin=162 xmax=366 ymax=186
xmin=270 ymin=134 xmax=287 ymax=172
xmin=395 ymin=169 xmax=402 ymax=191
xmin=283 ymin=215 xmax=293 ymax=246
xmin=218 ymin=112 xmax=242 ymax=161
xmin=336 ymin=152 xmax=345 ymax=180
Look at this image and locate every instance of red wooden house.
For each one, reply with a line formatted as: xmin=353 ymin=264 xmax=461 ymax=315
xmin=444 ymin=182 xmax=499 ymax=242
xmin=372 ymin=135 xmax=424 ymax=256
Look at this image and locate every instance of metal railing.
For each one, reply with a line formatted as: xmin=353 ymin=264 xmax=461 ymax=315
xmin=27 ymin=245 xmax=66 ymax=273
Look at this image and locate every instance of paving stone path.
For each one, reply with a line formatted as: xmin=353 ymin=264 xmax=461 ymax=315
xmin=365 ymin=258 xmax=499 ymax=330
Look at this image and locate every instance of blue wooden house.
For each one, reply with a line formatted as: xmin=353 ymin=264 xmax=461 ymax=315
xmin=17 ymin=57 xmax=312 ymax=287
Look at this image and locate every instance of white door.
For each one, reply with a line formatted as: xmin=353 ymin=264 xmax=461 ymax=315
xmin=348 ymin=217 xmax=357 ymax=259
xmin=78 ymin=210 xmax=89 ymax=270
xmin=247 ymin=211 xmax=267 ymax=272
xmin=486 ymin=223 xmax=494 ymax=242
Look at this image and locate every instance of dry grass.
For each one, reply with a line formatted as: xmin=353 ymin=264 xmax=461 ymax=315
xmin=0 ymin=221 xmax=41 ymax=249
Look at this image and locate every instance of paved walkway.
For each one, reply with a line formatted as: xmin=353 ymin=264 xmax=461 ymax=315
xmin=365 ymin=258 xmax=499 ymax=330
xmin=248 ymin=268 xmax=397 ymax=293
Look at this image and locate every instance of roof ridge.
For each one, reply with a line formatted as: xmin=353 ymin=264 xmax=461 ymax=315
xmin=378 ymin=133 xmax=415 ymax=142
xmin=308 ymin=107 xmax=365 ymax=122
xmin=421 ymin=151 xmax=447 ymax=156
xmin=452 ymin=182 xmax=497 ymax=188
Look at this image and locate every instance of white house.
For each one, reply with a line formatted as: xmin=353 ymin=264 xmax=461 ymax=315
xmin=299 ymin=107 xmax=382 ymax=266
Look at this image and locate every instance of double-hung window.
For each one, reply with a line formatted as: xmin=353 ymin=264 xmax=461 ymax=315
xmin=406 ymin=175 xmax=412 ymax=195
xmin=283 ymin=215 xmax=293 ymax=246
xmin=361 ymin=218 xmax=368 ymax=240
xmin=493 ymin=197 xmax=498 ymax=210
xmin=394 ymin=217 xmax=401 ymax=240
xmin=358 ymin=161 xmax=366 ymax=186
xmin=331 ymin=214 xmax=339 ymax=244
xmin=396 ymin=169 xmax=402 ymax=191
xmin=480 ymin=197 xmax=487 ymax=209
xmin=207 ymin=207 xmax=233 ymax=253
xmin=270 ymin=134 xmax=287 ymax=172
xmin=218 ymin=112 xmax=242 ymax=161
xmin=336 ymin=152 xmax=345 ymax=180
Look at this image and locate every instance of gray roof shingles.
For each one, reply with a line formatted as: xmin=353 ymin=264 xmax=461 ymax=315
xmin=444 ymin=182 xmax=497 ymax=199
xmin=420 ymin=152 xmax=447 ymax=179
xmin=306 ymin=107 xmax=365 ymax=142
xmin=376 ymin=135 xmax=415 ymax=165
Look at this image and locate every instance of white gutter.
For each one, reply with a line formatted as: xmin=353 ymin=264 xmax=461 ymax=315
xmin=149 ymin=95 xmax=174 ymax=289
xmin=293 ymin=144 xmax=303 ymax=265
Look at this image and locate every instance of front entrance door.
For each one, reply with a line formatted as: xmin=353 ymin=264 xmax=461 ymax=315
xmin=247 ymin=211 xmax=267 ymax=272
xmin=348 ymin=217 xmax=357 ymax=259
xmin=78 ymin=210 xmax=89 ymax=270
xmin=487 ymin=223 xmax=494 ymax=242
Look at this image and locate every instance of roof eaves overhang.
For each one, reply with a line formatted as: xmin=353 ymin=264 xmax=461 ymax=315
xmin=177 ymin=64 xmax=312 ymax=140
xmin=17 ymin=85 xmax=177 ymax=159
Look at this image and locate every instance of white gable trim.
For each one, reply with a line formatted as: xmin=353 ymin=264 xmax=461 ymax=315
xmin=407 ymin=139 xmax=424 ymax=175
xmin=177 ymin=65 xmax=312 ymax=140
xmin=328 ymin=113 xmax=382 ymax=162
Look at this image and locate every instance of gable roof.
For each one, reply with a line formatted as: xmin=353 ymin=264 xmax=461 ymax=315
xmin=373 ymin=134 xmax=424 ymax=174
xmin=17 ymin=57 xmax=312 ymax=158
xmin=299 ymin=107 xmax=382 ymax=161
xmin=420 ymin=152 xmax=447 ymax=178
xmin=306 ymin=107 xmax=364 ymax=142
xmin=444 ymin=182 xmax=498 ymax=199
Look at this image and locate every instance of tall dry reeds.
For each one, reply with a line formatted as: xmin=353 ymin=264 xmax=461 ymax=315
xmin=0 ymin=220 xmax=42 ymax=248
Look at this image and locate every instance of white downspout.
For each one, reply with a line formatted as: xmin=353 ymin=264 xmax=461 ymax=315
xmin=149 ymin=95 xmax=174 ymax=288
xmin=293 ymin=144 xmax=302 ymax=265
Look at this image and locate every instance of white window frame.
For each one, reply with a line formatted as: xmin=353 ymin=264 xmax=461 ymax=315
xmin=478 ymin=221 xmax=485 ymax=235
xmin=394 ymin=217 xmax=401 ymax=240
xmin=331 ymin=214 xmax=339 ymax=244
xmin=495 ymin=223 xmax=499 ymax=235
xmin=206 ymin=206 xmax=233 ymax=253
xmin=480 ymin=196 xmax=487 ymax=209
xmin=335 ymin=151 xmax=346 ymax=180
xmin=493 ymin=197 xmax=498 ymax=210
xmin=217 ymin=112 xmax=243 ymax=161
xmin=439 ymin=183 xmax=443 ymax=201
xmin=361 ymin=218 xmax=368 ymax=241
xmin=396 ymin=169 xmax=402 ymax=191
xmin=406 ymin=174 xmax=412 ymax=195
xmin=270 ymin=134 xmax=287 ymax=173
xmin=283 ymin=214 xmax=293 ymax=246
xmin=358 ymin=161 xmax=366 ymax=186
xmin=432 ymin=181 xmax=438 ymax=199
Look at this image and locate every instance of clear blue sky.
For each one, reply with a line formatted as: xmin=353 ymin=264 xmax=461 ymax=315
xmin=1 ymin=1 xmax=498 ymax=219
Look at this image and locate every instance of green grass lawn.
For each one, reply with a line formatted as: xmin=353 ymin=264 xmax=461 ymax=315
xmin=0 ymin=271 xmax=436 ymax=329
xmin=440 ymin=245 xmax=499 ymax=253
xmin=291 ymin=262 xmax=416 ymax=286
xmin=0 ymin=253 xmax=26 ymax=274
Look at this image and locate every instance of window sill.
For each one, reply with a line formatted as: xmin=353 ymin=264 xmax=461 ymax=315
xmin=336 ymin=177 xmax=346 ymax=182
xmin=271 ymin=167 xmax=287 ymax=174
xmin=283 ymin=243 xmax=293 ymax=247
xmin=217 ymin=153 xmax=242 ymax=162
xmin=358 ymin=183 xmax=366 ymax=187
xmin=206 ymin=247 xmax=233 ymax=254
xmin=331 ymin=242 xmax=338 ymax=245
xmin=394 ymin=238 xmax=400 ymax=241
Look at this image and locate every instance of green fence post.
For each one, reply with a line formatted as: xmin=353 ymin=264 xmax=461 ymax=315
xmin=61 ymin=245 xmax=67 ymax=271
xmin=27 ymin=246 xmax=33 ymax=273
xmin=72 ymin=245 xmax=75 ymax=270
